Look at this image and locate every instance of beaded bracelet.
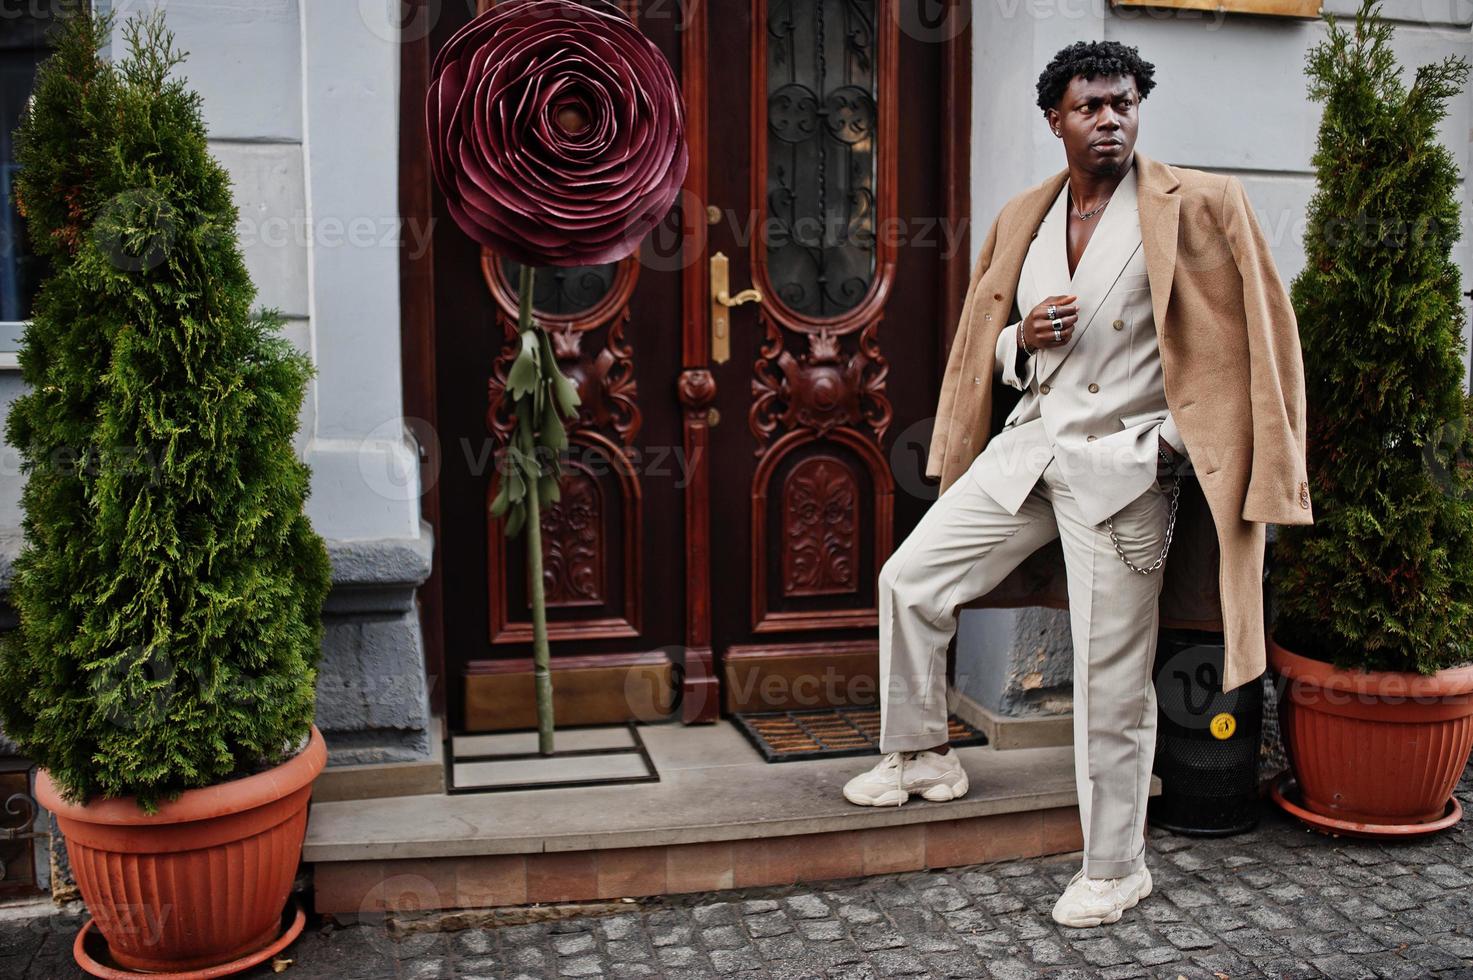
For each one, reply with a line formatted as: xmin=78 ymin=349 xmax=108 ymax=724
xmin=1017 ymin=320 xmax=1036 ymax=356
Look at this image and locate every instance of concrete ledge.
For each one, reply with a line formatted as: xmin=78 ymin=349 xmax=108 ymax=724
xmin=951 ymin=691 xmax=1073 ymax=751
xmin=312 ymin=715 xmax=446 ymax=802
xmin=324 ymin=523 xmax=434 ymax=615
xmin=307 ymin=717 xmax=1164 ymax=912
xmin=316 ymin=520 xmax=436 ymax=767
xmin=303 ymin=720 xmax=1161 ymax=864
xmin=311 ymin=804 xmax=1089 ymax=914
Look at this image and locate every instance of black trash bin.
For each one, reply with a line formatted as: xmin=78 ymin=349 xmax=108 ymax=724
xmin=1147 ymin=627 xmax=1262 ymax=836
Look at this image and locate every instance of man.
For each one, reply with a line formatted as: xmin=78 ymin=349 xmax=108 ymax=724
xmin=842 ymin=41 xmax=1312 ymax=929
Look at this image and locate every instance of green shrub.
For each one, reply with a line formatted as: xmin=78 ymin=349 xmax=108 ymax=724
xmin=0 ymin=9 xmax=330 ymax=814
xmin=1272 ymin=0 xmax=1473 ymax=674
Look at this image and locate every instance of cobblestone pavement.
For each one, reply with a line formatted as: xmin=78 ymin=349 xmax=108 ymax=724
xmin=3 ymin=760 xmax=1472 ymax=980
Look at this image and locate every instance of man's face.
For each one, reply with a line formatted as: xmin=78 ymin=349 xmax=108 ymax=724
xmin=1046 ymin=74 xmax=1139 ymax=175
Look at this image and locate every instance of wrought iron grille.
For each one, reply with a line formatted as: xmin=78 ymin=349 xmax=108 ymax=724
xmin=765 ymin=0 xmax=878 ymax=317
xmin=500 ymin=258 xmax=618 ymax=316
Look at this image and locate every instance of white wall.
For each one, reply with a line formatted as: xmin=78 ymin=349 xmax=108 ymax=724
xmin=970 ymin=0 xmax=1473 ymax=364
xmin=80 ymin=0 xmax=423 ymax=542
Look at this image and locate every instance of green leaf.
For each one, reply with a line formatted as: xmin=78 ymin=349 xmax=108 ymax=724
xmin=504 ymin=500 xmax=526 ymax=538
xmin=504 ymin=450 xmax=527 ymax=505
xmin=535 ymin=327 xmax=558 ymax=376
xmin=540 ymin=394 xmax=568 ymax=453
xmin=552 ymin=370 xmax=581 ymax=416
xmin=489 ymin=472 xmax=511 ymax=517
xmin=506 ymin=332 xmax=539 ymax=398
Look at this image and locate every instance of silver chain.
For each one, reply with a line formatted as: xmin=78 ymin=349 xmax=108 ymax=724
xmin=1105 ymin=466 xmax=1181 ymax=575
xmin=1070 ymin=190 xmax=1112 ymax=221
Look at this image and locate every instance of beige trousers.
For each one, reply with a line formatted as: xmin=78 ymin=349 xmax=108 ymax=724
xmin=877 ymin=453 xmax=1169 ymax=879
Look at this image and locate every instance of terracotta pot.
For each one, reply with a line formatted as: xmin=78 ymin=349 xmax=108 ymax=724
xmin=1268 ymin=635 xmax=1473 ymax=826
xmin=34 ymin=725 xmax=326 ymax=974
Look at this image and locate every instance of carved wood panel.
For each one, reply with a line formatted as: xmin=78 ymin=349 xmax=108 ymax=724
xmin=782 ymin=455 xmax=858 ymax=596
xmin=484 ymin=255 xmax=644 ymax=642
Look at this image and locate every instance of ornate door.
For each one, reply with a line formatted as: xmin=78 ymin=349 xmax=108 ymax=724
xmin=697 ymin=0 xmax=954 ymax=717
xmin=426 ymin=0 xmax=961 ymax=732
xmin=431 ymin=0 xmax=693 ymax=733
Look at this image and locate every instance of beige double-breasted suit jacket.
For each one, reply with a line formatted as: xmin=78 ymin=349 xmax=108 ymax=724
xmin=925 ymin=149 xmax=1313 ymax=693
xmin=971 ymin=161 xmax=1187 ymax=527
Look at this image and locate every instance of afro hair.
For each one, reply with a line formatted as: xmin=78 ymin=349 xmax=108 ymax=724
xmin=1035 ymin=40 xmax=1156 ymax=114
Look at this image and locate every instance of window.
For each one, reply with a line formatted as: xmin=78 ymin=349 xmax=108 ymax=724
xmin=2 ymin=10 xmax=70 ymax=360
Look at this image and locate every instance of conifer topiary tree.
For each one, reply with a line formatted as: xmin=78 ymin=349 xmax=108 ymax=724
xmin=1271 ymin=0 xmax=1473 ymax=675
xmin=0 ymin=9 xmax=330 ymax=814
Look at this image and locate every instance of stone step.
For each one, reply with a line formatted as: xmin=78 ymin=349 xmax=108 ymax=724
xmin=304 ymin=720 xmax=1160 ymax=913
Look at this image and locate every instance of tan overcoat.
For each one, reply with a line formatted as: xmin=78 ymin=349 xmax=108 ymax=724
xmin=927 ymin=149 xmax=1314 ymax=693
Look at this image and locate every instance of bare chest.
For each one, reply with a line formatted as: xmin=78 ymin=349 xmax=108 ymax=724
xmin=1064 ymin=209 xmax=1103 ymax=279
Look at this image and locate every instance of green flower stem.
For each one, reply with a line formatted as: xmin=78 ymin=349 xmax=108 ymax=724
xmin=518 ymin=263 xmax=555 ymax=756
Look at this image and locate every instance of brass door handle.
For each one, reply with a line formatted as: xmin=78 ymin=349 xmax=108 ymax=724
xmin=718 ymin=287 xmax=764 ymax=306
xmin=710 ymin=251 xmax=763 ymax=364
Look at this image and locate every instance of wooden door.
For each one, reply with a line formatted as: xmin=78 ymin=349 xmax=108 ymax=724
xmin=421 ymin=0 xmax=966 ymax=732
xmin=429 ymin=0 xmax=693 ymax=733
xmin=699 ymin=0 xmax=958 ymax=717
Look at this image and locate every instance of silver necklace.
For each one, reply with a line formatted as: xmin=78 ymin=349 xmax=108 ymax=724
xmin=1069 ymin=186 xmax=1112 ymax=220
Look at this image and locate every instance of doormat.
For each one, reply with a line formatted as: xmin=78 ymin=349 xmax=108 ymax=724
xmin=445 ymin=723 xmax=659 ymax=794
xmin=732 ymin=707 xmax=987 ymax=763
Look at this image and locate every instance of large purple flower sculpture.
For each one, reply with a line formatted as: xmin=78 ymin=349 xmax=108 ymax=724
xmin=426 ymin=0 xmax=688 ymax=267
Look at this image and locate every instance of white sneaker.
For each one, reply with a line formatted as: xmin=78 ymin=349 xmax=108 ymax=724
xmin=842 ymin=748 xmax=969 ymax=807
xmin=1051 ymin=864 xmax=1153 ymax=927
